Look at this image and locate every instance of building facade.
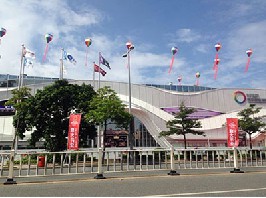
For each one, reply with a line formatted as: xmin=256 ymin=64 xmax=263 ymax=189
xmin=0 ymin=74 xmax=266 ymax=149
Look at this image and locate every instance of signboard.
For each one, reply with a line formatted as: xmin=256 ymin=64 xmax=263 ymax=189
xmin=234 ymin=90 xmax=266 ymax=104
xmin=67 ymin=114 xmax=81 ymax=150
xmin=226 ymin=118 xmax=239 ymax=147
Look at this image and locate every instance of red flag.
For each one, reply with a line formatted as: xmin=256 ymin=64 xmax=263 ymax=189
xmin=67 ymin=114 xmax=81 ymax=150
xmin=226 ymin=118 xmax=239 ymax=147
xmin=94 ymin=63 xmax=107 ymax=76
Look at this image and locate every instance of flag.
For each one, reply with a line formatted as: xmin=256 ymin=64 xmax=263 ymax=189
xmin=99 ymin=53 xmax=111 ymax=69
xmin=63 ymin=50 xmax=77 ymax=65
xmin=226 ymin=118 xmax=239 ymax=147
xmin=23 ymin=47 xmax=35 ymax=59
xmin=23 ymin=47 xmax=35 ymax=67
xmin=24 ymin=58 xmax=34 ymax=67
xmin=94 ymin=63 xmax=107 ymax=76
xmin=67 ymin=113 xmax=82 ymax=150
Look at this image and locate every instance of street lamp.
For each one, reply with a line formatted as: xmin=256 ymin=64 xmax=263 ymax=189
xmin=123 ymin=41 xmax=134 ymax=149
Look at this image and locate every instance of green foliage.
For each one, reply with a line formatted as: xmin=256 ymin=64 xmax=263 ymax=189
xmin=237 ymin=104 xmax=266 ymax=149
xmin=85 ymin=86 xmax=132 ymax=129
xmin=5 ymin=87 xmax=33 ymax=139
xmin=9 ymin=80 xmax=97 ymax=152
xmin=85 ymin=86 xmax=131 ymax=153
xmin=13 ymin=154 xmax=38 ymax=165
xmin=160 ymin=101 xmax=203 ymax=149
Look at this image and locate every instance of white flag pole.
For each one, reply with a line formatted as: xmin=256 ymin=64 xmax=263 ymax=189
xmin=98 ymin=52 xmax=101 ymax=90
xmin=60 ymin=48 xmax=64 ymax=80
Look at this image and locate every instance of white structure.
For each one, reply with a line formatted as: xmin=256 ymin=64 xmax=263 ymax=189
xmin=0 ymin=77 xmax=266 ymax=148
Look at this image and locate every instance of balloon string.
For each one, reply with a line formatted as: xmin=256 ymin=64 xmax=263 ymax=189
xmin=168 ymin=55 xmax=175 ymax=74
xmin=214 ymin=66 xmax=218 ymax=80
xmin=213 ymin=53 xmax=218 ymax=70
xmin=196 ymin=79 xmax=199 ymax=86
xmin=85 ymin=48 xmax=88 ymax=67
xmin=245 ymin=57 xmax=250 ymax=72
xmin=42 ymin=44 xmax=49 ymax=63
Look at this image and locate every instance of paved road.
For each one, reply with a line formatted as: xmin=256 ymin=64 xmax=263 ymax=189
xmin=1 ymin=168 xmax=266 ymax=197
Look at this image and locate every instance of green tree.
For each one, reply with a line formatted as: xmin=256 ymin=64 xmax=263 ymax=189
xmin=9 ymin=80 xmax=97 ymax=151
xmin=237 ymin=104 xmax=266 ymax=149
xmin=85 ymin=86 xmax=132 ymax=151
xmin=5 ymin=86 xmax=32 ymax=140
xmin=160 ymin=102 xmax=204 ymax=149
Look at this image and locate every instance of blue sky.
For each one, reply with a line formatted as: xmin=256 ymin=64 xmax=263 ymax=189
xmin=0 ymin=0 xmax=266 ymax=89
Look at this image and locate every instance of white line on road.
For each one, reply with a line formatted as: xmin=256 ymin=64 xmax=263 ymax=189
xmin=146 ymin=187 xmax=266 ymax=197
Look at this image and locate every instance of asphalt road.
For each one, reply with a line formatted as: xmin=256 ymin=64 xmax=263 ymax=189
xmin=1 ymin=168 xmax=266 ymax=197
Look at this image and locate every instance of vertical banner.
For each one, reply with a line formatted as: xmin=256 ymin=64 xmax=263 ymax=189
xmin=67 ymin=114 xmax=82 ymax=150
xmin=226 ymin=118 xmax=239 ymax=147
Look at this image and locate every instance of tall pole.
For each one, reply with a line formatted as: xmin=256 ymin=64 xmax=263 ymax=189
xmin=93 ymin=62 xmax=95 ymax=88
xmin=18 ymin=44 xmax=25 ymax=88
xmin=128 ymin=48 xmax=133 ymax=150
xmin=128 ymin=51 xmax=131 ymax=115
xmin=6 ymin=74 xmax=9 ymax=99
xmin=60 ymin=48 xmax=64 ymax=80
xmin=123 ymin=42 xmax=134 ymax=150
xmin=98 ymin=52 xmax=101 ymax=90
xmin=4 ymin=44 xmax=25 ymax=185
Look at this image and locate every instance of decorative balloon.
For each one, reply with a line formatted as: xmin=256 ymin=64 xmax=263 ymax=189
xmin=0 ymin=27 xmax=6 ymax=44
xmin=85 ymin=38 xmax=92 ymax=47
xmin=85 ymin=38 xmax=92 ymax=66
xmin=213 ymin=42 xmax=221 ymax=79
xmin=42 ymin=33 xmax=53 ymax=62
xmin=245 ymin=49 xmax=252 ymax=72
xmin=125 ymin=41 xmax=134 ymax=68
xmin=177 ymin=76 xmax=182 ymax=85
xmin=195 ymin=72 xmax=200 ymax=86
xmin=168 ymin=47 xmax=178 ymax=74
xmin=126 ymin=41 xmax=134 ymax=50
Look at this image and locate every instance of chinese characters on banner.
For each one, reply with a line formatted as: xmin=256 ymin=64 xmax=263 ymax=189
xmin=226 ymin=118 xmax=239 ymax=147
xmin=67 ymin=114 xmax=81 ymax=150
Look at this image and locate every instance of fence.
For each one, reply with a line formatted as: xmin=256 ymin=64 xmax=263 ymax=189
xmin=1 ymin=147 xmax=266 ymax=178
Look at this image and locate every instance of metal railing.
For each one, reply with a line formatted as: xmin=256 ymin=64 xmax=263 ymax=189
xmin=1 ymin=147 xmax=266 ymax=178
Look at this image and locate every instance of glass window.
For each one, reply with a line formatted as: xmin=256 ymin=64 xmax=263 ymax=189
xmin=177 ymin=86 xmax=182 ymax=92
xmin=194 ymin=86 xmax=200 ymax=92
xmin=182 ymin=86 xmax=189 ymax=92
xmin=188 ymin=86 xmax=195 ymax=92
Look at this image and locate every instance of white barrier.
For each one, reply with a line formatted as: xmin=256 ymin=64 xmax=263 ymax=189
xmin=1 ymin=147 xmax=266 ymax=180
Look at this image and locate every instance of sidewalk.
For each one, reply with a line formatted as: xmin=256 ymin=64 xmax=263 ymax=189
xmin=1 ymin=166 xmax=266 ymax=185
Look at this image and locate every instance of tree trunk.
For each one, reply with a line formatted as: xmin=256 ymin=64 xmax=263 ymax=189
xmin=183 ymin=134 xmax=187 ymax=149
xmin=249 ymin=133 xmax=252 ymax=149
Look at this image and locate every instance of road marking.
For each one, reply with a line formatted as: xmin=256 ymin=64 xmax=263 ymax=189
xmin=147 ymin=187 xmax=266 ymax=197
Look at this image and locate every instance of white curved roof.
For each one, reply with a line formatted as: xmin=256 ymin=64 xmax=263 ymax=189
xmin=1 ymin=80 xmax=266 ymax=147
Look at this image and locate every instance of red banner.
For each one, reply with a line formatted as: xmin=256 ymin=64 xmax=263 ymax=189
xmin=226 ymin=118 xmax=239 ymax=147
xmin=67 ymin=114 xmax=81 ymax=150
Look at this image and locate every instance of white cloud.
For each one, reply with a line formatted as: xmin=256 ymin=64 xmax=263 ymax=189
xmin=0 ymin=0 xmax=103 ymax=78
xmin=223 ymin=20 xmax=266 ymax=71
xmin=174 ymin=29 xmax=201 ymax=43
xmin=1 ymin=1 xmax=264 ymax=89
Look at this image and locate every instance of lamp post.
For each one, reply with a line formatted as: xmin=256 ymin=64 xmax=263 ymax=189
xmin=123 ymin=41 xmax=134 ymax=150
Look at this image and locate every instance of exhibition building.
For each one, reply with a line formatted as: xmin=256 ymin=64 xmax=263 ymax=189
xmin=0 ymin=74 xmax=266 ymax=149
